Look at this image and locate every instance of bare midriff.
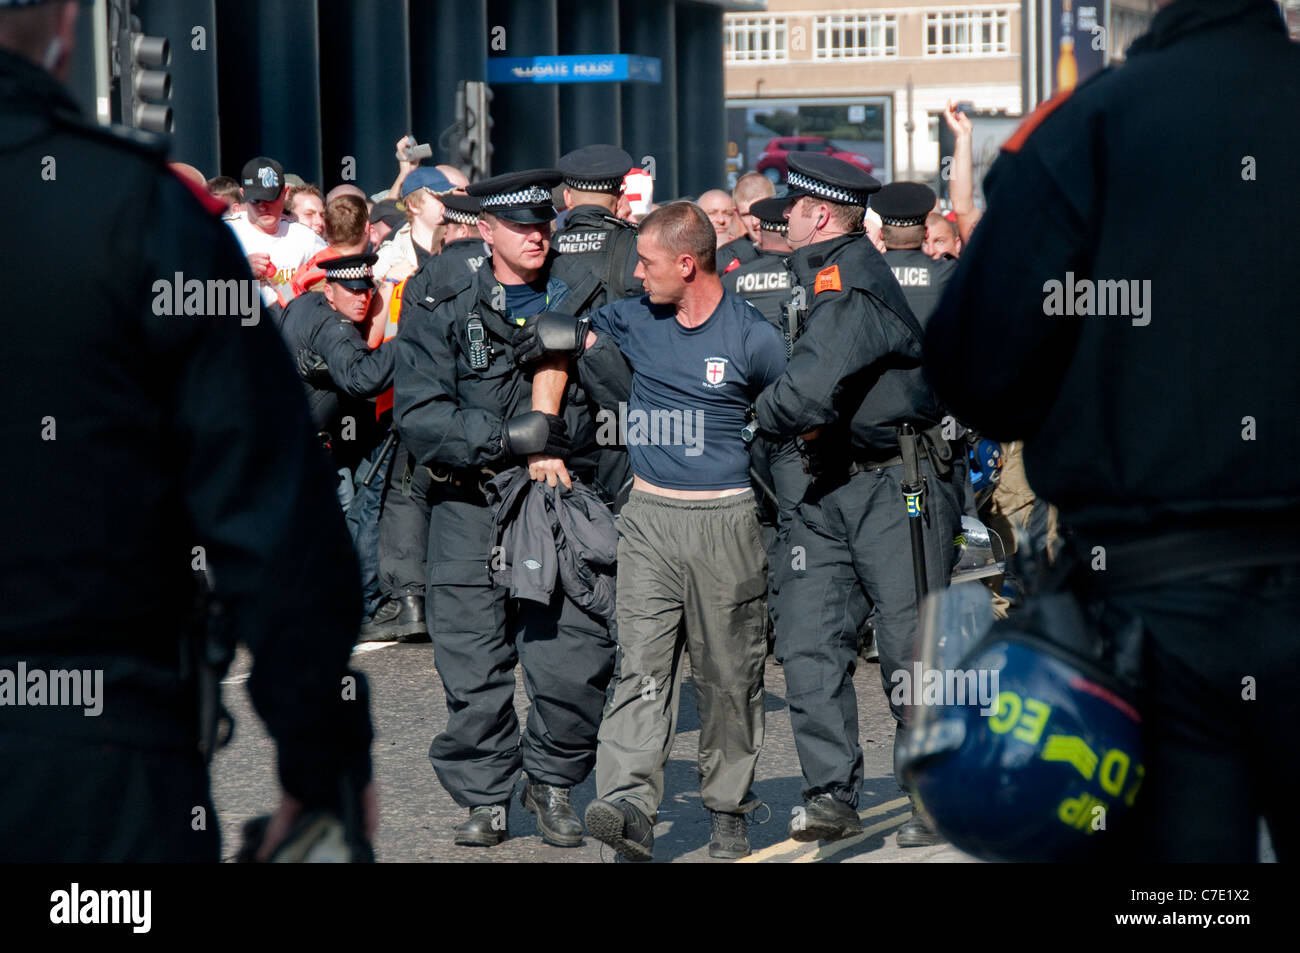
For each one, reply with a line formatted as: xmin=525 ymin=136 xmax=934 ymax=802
xmin=631 ymin=477 xmax=751 ymax=501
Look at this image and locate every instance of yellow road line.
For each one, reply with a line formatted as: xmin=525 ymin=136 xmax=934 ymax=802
xmin=791 ymin=815 xmax=909 ymax=863
xmin=738 ymin=796 xmax=911 ymax=863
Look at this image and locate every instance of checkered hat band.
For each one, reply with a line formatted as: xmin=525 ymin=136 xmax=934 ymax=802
xmin=481 ymin=185 xmax=552 ymax=208
xmin=760 ymin=220 xmax=789 ymax=232
xmin=788 ymin=169 xmax=862 ymax=205
xmin=564 ymin=176 xmax=621 ymax=191
xmin=445 ymin=210 xmax=478 ymax=225
xmin=325 ymin=265 xmax=372 ymax=280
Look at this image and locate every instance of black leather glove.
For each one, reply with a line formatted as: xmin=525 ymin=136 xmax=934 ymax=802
xmin=500 ymin=411 xmax=571 ymax=459
xmin=512 ymin=311 xmax=590 ymax=366
xmin=296 ymin=348 xmax=332 ymax=385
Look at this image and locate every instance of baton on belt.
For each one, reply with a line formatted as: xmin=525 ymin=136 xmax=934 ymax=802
xmin=363 ymin=429 xmax=399 ymax=488
xmin=898 ymin=423 xmax=928 ymax=605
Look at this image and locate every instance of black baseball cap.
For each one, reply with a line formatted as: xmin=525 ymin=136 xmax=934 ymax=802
xmin=241 ymin=157 xmax=285 ymax=203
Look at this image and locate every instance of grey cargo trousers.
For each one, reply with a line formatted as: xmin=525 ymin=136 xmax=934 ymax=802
xmin=595 ymin=490 xmax=769 ymax=819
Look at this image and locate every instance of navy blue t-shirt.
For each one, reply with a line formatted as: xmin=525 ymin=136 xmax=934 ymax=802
xmin=503 ymin=279 xmax=550 ymax=326
xmin=590 ymin=290 xmax=787 ymax=490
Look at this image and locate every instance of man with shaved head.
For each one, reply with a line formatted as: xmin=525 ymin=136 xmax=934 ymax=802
xmin=522 ymin=202 xmax=788 ymax=860
xmin=701 ymin=188 xmax=757 ymax=274
xmin=732 ymin=172 xmax=775 ymax=246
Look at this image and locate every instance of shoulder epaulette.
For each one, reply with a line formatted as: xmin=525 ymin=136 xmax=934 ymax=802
xmin=1001 ymin=90 xmax=1074 ymax=155
xmin=424 ymin=275 xmax=473 ymax=307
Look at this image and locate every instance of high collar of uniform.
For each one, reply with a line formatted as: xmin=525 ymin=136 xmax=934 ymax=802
xmin=790 ymin=232 xmax=861 ymax=283
xmin=0 ymin=47 xmax=82 ymax=144
xmin=1127 ymin=0 xmax=1284 ymax=56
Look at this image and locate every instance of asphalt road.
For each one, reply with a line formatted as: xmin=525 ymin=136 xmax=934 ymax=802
xmin=210 ymin=639 xmax=975 ymax=863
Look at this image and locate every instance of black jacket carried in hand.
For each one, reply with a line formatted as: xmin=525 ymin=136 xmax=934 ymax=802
xmin=485 ymin=468 xmax=618 ymax=623
xmin=924 ymin=0 xmax=1300 ymax=533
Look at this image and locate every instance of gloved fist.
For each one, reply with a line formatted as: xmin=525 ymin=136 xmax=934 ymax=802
xmin=512 ymin=311 xmax=590 ymax=366
xmin=501 ymin=411 xmax=571 ymax=459
xmin=296 ymin=347 xmax=331 ymax=384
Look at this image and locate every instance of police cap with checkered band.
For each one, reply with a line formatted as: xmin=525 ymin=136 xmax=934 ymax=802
xmin=872 ymin=182 xmax=938 ymax=227
xmin=784 ymin=153 xmax=881 ymax=207
xmin=322 ymin=252 xmax=378 ymax=291
xmin=440 ymin=192 xmax=481 ymax=227
xmin=466 ymin=169 xmax=564 ymax=225
xmin=557 ymin=144 xmax=634 ymax=193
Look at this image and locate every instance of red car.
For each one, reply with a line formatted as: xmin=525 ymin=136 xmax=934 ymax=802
xmin=756 ymin=136 xmax=874 ymax=183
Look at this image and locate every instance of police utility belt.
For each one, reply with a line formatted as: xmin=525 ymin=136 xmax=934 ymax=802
xmin=847 ymin=423 xmax=956 ymax=478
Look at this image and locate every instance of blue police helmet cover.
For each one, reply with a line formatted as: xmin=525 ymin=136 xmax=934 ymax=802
xmin=322 ymin=252 xmax=379 ymax=291
xmin=784 ymin=153 xmax=881 ymax=206
xmin=558 ymin=144 xmax=635 ymax=193
xmin=873 ymin=182 xmax=938 ymax=227
xmin=241 ymin=156 xmax=285 ymax=203
xmin=898 ymin=582 xmax=1145 ymax=862
xmin=467 ymin=169 xmax=564 ymax=225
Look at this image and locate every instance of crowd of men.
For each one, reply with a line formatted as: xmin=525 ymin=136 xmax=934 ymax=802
xmin=179 ymin=89 xmax=1052 ymax=862
xmin=6 ymin=0 xmax=1295 ymax=867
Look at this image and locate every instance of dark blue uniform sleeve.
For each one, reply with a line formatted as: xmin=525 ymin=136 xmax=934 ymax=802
xmin=924 ymin=108 xmax=1093 ymax=441
xmin=754 ymin=287 xmax=915 ymax=436
xmin=313 ymin=317 xmax=396 ymax=398
xmin=141 ymin=174 xmax=372 ymax=810
xmin=393 ymin=306 xmax=504 ymax=468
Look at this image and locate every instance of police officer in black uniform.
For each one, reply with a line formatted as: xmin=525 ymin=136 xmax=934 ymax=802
xmin=364 ymin=195 xmax=488 ymax=642
xmin=0 ymin=0 xmax=373 ymax=861
xmin=548 ymin=144 xmax=643 ymax=506
xmin=873 ymin=182 xmax=956 ymax=330
xmin=721 ymin=192 xmax=794 ymax=328
xmin=394 ymin=169 xmax=615 ymax=848
xmin=751 ymin=153 xmax=963 ymax=846
xmin=925 ymin=0 xmax=1300 ymax=862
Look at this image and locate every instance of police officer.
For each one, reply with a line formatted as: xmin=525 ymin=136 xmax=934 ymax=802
xmin=394 ymin=169 xmax=615 ymax=848
xmin=0 ymin=0 xmax=374 ymax=861
xmin=752 ymin=153 xmax=963 ymax=846
xmin=925 ymin=0 xmax=1300 ymax=862
xmin=721 ymin=192 xmax=794 ymax=329
xmin=550 ymin=144 xmax=643 ymax=506
xmin=432 ymin=193 xmax=488 ymax=278
xmin=873 ymin=182 xmax=956 ymax=330
xmin=361 ymin=193 xmax=488 ymax=643
xmin=723 ymin=191 xmax=810 ymax=647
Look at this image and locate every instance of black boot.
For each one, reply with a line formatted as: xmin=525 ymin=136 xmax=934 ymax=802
xmin=789 ymin=793 xmax=861 ymax=843
xmin=896 ymin=806 xmax=945 ymax=848
xmin=390 ymin=593 xmax=429 ymax=642
xmin=453 ymin=804 xmax=509 ymax=847
xmin=357 ymin=599 xmax=401 ymax=642
xmin=520 ymin=780 xmax=583 ymax=847
xmin=708 ymin=811 xmax=751 ymax=860
xmin=584 ymin=798 xmax=654 ymax=861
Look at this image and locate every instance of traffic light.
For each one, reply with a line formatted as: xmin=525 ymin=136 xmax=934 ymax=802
xmin=111 ymin=0 xmax=172 ymax=134
xmin=453 ymin=80 xmax=493 ymax=182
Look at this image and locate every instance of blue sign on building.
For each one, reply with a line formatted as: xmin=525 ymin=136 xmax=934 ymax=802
xmin=487 ymin=54 xmax=662 ymax=84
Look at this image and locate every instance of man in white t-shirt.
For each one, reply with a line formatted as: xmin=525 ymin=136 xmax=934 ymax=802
xmin=227 ymin=156 xmax=326 ymax=307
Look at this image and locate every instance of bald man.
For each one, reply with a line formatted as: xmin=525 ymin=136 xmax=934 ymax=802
xmin=702 ymin=188 xmax=757 ymax=274
xmin=733 ymin=172 xmax=775 ymax=246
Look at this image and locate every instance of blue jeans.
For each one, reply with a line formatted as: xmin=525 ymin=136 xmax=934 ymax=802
xmin=346 ymin=445 xmax=389 ymax=619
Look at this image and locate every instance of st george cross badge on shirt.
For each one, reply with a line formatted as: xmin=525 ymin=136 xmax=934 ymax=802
xmin=704 ymin=358 xmax=728 ymax=387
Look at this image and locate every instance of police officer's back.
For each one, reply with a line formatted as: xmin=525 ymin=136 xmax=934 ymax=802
xmin=924 ymin=0 xmax=1300 ymax=861
xmin=721 ymin=194 xmax=796 ymax=331
xmin=0 ymin=3 xmax=373 ymax=861
xmin=874 ymin=182 xmax=956 ymax=330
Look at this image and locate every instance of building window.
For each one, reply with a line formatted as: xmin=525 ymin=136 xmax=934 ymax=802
xmin=813 ymin=13 xmax=899 ymax=60
xmin=924 ymin=9 xmax=1013 ymax=57
xmin=724 ymin=15 xmax=788 ymax=64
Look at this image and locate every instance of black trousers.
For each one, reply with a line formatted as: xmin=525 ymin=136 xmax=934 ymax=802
xmin=773 ymin=459 xmax=962 ymax=807
xmin=1104 ymin=562 xmax=1300 ymax=861
xmin=424 ymin=488 xmax=616 ymax=807
xmin=0 ymin=731 xmax=219 ymax=862
xmin=378 ymin=443 xmax=431 ymax=598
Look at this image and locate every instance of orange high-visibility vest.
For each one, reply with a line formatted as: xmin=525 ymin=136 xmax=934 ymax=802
xmin=375 ymin=277 xmax=407 ymax=419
